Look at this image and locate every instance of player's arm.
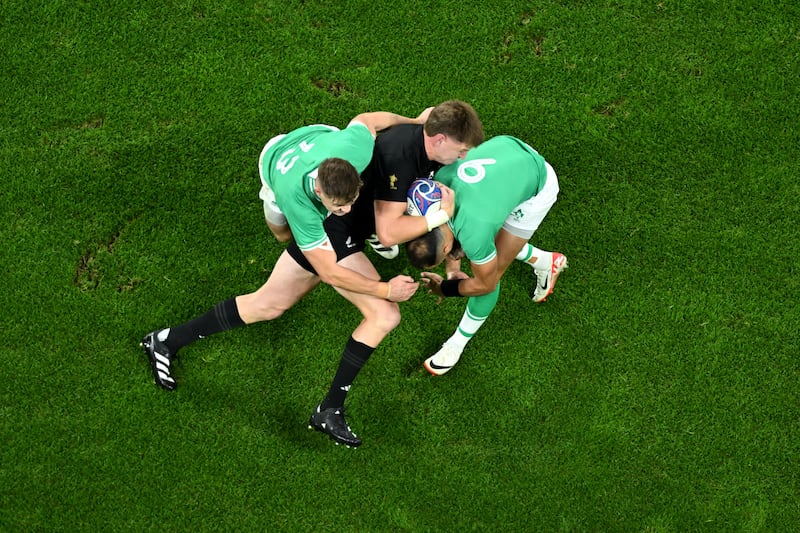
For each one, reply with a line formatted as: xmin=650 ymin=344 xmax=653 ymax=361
xmin=453 ymin=259 xmax=498 ymax=296
xmin=445 ymin=256 xmax=468 ymax=280
xmin=374 ymin=185 xmax=455 ymax=246
xmin=421 ymin=258 xmax=498 ymax=299
xmin=373 ymin=199 xmax=429 ymax=247
xmin=349 ymin=108 xmax=432 ymax=137
xmin=303 ymin=246 xmax=418 ymax=302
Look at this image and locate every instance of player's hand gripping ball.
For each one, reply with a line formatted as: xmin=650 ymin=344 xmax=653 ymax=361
xmin=406 ymin=179 xmax=443 ymax=216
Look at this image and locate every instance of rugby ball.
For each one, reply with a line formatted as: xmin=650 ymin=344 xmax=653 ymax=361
xmin=406 ymin=179 xmax=442 ymax=216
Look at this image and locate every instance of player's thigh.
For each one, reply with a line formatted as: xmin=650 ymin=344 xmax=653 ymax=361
xmin=495 ymin=230 xmax=529 ymax=278
xmin=331 ymin=253 xmax=402 ymax=345
xmin=502 ymin=163 xmax=559 ymax=240
xmin=261 ymin=250 xmax=320 ymax=301
xmin=238 ymin=250 xmax=319 ymax=321
xmin=259 ymin=181 xmax=292 ymax=239
xmin=336 ymin=251 xmax=381 ymax=281
xmin=332 ymin=253 xmax=396 ymax=316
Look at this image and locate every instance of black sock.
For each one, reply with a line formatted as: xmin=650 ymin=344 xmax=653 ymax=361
xmin=320 ymin=337 xmax=375 ymax=410
xmin=163 ymin=298 xmax=245 ymax=353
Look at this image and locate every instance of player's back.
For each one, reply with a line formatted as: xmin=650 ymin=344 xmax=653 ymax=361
xmin=436 ymin=135 xmax=547 ymax=228
xmin=262 ymin=124 xmax=373 ymax=194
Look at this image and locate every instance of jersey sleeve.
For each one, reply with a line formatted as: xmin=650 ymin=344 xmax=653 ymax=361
xmin=455 ymin=219 xmax=498 ymax=266
xmin=282 ymin=189 xmax=329 ymax=252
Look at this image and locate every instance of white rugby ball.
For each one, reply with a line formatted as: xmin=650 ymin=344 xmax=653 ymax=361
xmin=406 ymin=179 xmax=442 ymax=216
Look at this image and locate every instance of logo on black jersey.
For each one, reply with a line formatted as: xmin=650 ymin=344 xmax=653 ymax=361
xmin=389 ymin=175 xmax=398 ymax=190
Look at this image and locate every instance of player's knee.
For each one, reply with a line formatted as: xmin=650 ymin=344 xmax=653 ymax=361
xmin=267 ymin=221 xmax=292 ymax=243
xmin=367 ymin=302 xmax=401 ymax=334
xmin=238 ymin=294 xmax=287 ymax=323
xmin=270 ymin=227 xmax=292 ymax=243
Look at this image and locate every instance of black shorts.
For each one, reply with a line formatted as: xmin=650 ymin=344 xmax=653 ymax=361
xmin=286 ymin=214 xmax=375 ymax=275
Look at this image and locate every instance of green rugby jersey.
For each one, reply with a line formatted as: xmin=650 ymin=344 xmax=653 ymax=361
xmin=260 ymin=123 xmax=374 ymax=251
xmin=434 ymin=135 xmax=547 ymax=265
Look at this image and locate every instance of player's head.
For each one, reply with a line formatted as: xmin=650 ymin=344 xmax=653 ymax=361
xmin=316 ymin=158 xmax=362 ymax=215
xmin=423 ymin=100 xmax=484 ymax=165
xmin=406 ymin=227 xmax=463 ymax=269
xmin=406 ymin=229 xmax=444 ymax=269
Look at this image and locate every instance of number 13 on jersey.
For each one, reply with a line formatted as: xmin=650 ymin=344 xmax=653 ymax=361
xmin=276 ymin=141 xmax=315 ymax=175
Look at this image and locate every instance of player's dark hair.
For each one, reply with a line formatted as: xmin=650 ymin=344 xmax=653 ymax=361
xmin=424 ymin=100 xmax=484 ymax=147
xmin=406 ymin=228 xmax=444 ymax=269
xmin=317 ymin=158 xmax=362 ymax=203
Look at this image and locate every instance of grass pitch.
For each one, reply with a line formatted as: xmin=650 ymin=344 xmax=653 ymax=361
xmin=2 ymin=1 xmax=798 ymax=531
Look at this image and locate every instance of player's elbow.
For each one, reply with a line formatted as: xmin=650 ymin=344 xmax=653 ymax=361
xmin=471 ymin=277 xmax=497 ymax=295
xmin=375 ymin=228 xmax=399 ymax=247
xmin=316 ymin=271 xmax=337 ymax=287
xmin=316 ymin=269 xmax=351 ymax=291
xmin=476 ymin=281 xmax=497 ymax=295
xmin=349 ymin=114 xmax=378 ymax=135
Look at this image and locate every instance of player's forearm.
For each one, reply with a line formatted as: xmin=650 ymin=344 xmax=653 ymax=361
xmin=375 ymin=215 xmax=430 ymax=246
xmin=445 ymin=257 xmax=463 ymax=279
xmin=454 ymin=276 xmax=497 ymax=297
xmin=452 ymin=260 xmax=498 ymax=296
xmin=317 ymin=265 xmax=390 ymax=299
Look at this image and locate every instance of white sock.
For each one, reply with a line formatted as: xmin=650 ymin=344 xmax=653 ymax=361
xmin=445 ymin=308 xmax=488 ymax=352
xmin=521 ymin=245 xmax=553 ymax=270
xmin=530 ymin=250 xmax=553 ymax=270
xmin=444 ymin=330 xmax=470 ymax=352
xmin=516 ymin=243 xmax=535 ymax=262
xmin=516 ymin=244 xmax=553 ymax=269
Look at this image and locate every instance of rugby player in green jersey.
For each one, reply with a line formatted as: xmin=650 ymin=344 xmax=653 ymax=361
xmin=142 ymin=109 xmax=427 ymax=447
xmin=406 ymin=135 xmax=568 ymax=375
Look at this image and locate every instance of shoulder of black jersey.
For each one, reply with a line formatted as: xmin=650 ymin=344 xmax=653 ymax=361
xmin=376 ymin=123 xmax=422 ymax=143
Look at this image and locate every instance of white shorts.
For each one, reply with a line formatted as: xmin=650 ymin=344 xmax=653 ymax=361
xmin=502 ymin=162 xmax=559 ymax=240
xmin=258 ymin=134 xmax=288 ymax=226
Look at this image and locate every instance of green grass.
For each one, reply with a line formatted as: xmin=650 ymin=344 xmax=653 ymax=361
xmin=2 ymin=0 xmax=798 ymax=530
